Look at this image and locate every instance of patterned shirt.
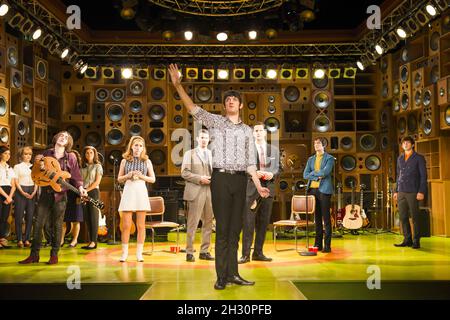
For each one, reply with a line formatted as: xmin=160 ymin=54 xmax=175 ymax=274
xmin=124 ymin=157 xmax=148 ymax=175
xmin=191 ymin=106 xmax=257 ymax=172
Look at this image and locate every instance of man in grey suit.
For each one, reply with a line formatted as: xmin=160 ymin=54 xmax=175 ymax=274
xmin=181 ymin=129 xmax=215 ymax=262
xmin=239 ymin=122 xmax=280 ymax=263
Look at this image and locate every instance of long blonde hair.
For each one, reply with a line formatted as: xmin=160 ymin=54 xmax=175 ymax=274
xmin=122 ymin=136 xmax=148 ymax=162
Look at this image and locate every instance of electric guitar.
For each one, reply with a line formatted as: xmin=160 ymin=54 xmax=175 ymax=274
xmin=335 ymin=182 xmax=345 ymax=229
xmin=31 ymin=156 xmax=105 ymax=210
xmin=342 ymin=181 xmax=363 ymax=230
xmin=360 ymin=184 xmax=370 ymax=227
xmin=98 ymin=209 xmax=108 ymax=236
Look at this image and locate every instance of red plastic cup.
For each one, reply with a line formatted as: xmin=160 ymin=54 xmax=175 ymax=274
xmin=170 ymin=246 xmax=180 ymax=253
xmin=309 ymin=246 xmax=318 ymax=253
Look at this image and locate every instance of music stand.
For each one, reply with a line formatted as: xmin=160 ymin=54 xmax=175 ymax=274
xmin=299 ymin=182 xmax=317 ymax=256
xmin=107 ymin=158 xmax=120 ymax=245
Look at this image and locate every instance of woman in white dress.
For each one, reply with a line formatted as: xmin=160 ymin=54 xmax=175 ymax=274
xmin=117 ymin=136 xmax=155 ymax=262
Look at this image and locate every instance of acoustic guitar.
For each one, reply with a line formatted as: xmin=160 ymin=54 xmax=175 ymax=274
xmin=342 ymin=181 xmax=363 ymax=230
xmin=360 ymin=184 xmax=370 ymax=227
xmin=31 ymin=156 xmax=104 ymax=210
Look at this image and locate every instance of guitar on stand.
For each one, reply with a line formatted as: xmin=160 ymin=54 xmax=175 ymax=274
xmin=360 ymin=184 xmax=370 ymax=228
xmin=342 ymin=181 xmax=363 ymax=234
xmin=335 ymin=182 xmax=345 ymax=231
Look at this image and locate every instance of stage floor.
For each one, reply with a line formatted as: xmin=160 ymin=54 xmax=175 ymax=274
xmin=1 ymin=232 xmax=450 ymax=300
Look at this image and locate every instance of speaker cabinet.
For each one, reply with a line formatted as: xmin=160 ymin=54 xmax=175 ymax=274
xmin=357 ymin=133 xmax=379 ymax=152
xmin=399 ymin=63 xmax=411 ymax=113
xmin=7 ymin=67 xmax=22 ymax=90
xmin=10 ymin=114 xmax=29 ymax=159
xmin=105 ymin=102 xmax=126 ymax=146
xmin=426 ymin=54 xmax=440 ymax=86
xmin=260 ymin=93 xmax=282 ymax=134
xmin=34 ymin=79 xmax=48 ymax=105
xmin=149 ymin=67 xmax=167 ymax=102
xmin=311 ymin=75 xmax=330 ymax=91
xmin=169 ymin=86 xmax=186 ymax=128
xmin=66 ymin=123 xmax=104 ymax=151
xmin=35 ymin=56 xmax=48 ymax=83
xmin=243 ymin=93 xmax=258 ymax=127
xmin=397 ymin=115 xmax=407 ymax=142
xmin=148 ymin=147 xmax=167 ymax=175
xmin=194 ymin=85 xmax=221 ymax=104
xmin=0 ymin=87 xmax=9 ymax=126
xmin=11 ymin=88 xmax=32 ymax=117
xmin=338 ymin=154 xmax=357 ymax=174
xmin=127 ymin=80 xmax=146 ymax=97
xmin=311 ymin=87 xmax=333 ymax=133
xmin=420 ymin=84 xmax=440 ymax=139
xmin=380 ymin=54 xmax=392 ymax=100
xmin=277 ymin=177 xmax=306 ymax=195
xmin=32 ymin=123 xmax=47 ymax=149
xmin=125 ymin=97 xmax=146 ymax=138
xmin=281 ymin=84 xmax=310 ymax=105
xmin=23 ymin=64 xmax=34 ymax=88
xmin=356 ymin=153 xmax=382 ymax=174
xmin=148 ymin=103 xmax=167 ymax=146
xmin=311 ymin=132 xmax=356 ymax=153
xmin=438 ymin=76 xmax=450 ymax=106
xmin=62 ymin=92 xmax=92 ymax=122
xmin=441 ymin=104 xmax=450 ymax=130
xmin=412 ymin=67 xmax=424 ymax=110
xmin=6 ymin=35 xmax=18 ymax=67
xmin=379 ymin=105 xmax=392 ymax=131
xmin=0 ymin=46 xmax=6 ymax=76
xmin=429 ymin=20 xmax=441 ymax=56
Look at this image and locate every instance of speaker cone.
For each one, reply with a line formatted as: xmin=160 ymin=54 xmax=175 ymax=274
xmin=424 ymin=118 xmax=432 ymax=135
xmin=129 ymin=100 xmax=142 ymax=113
xmin=22 ymin=98 xmax=31 ymax=113
xmin=248 ymin=101 xmax=257 ymax=110
xmin=12 ymin=71 xmax=22 ymax=88
xmin=17 ymin=120 xmax=27 ymax=136
xmin=400 ymin=65 xmax=409 ymax=83
xmin=407 ymin=113 xmax=418 ymax=133
xmin=414 ymin=90 xmax=422 ymax=107
xmin=149 ymin=149 xmax=165 ymax=166
xmin=344 ymin=175 xmax=357 ymax=189
xmin=174 ymin=115 xmax=183 ymax=124
xmin=37 ymin=60 xmax=47 ymax=80
xmin=107 ymin=128 xmax=124 ymax=145
xmin=284 ymin=86 xmax=300 ymax=102
xmin=129 ymin=81 xmax=144 ymax=95
xmin=341 ymin=155 xmax=356 ymax=171
xmin=107 ymin=104 xmax=124 ymax=122
xmin=149 ymin=104 xmax=165 ymax=121
xmin=7 ymin=46 xmax=17 ymax=66
xmin=0 ymin=97 xmax=6 ymax=116
xmin=393 ymin=82 xmax=400 ymax=96
xmin=85 ymin=132 xmax=101 ymax=147
xmin=313 ymin=91 xmax=331 ymax=109
xmin=95 ymin=88 xmax=109 ymax=102
xmin=423 ymin=89 xmax=431 ymax=107
xmin=314 ymin=115 xmax=330 ymax=132
xmin=381 ymin=135 xmax=389 ymax=149
xmin=66 ymin=125 xmax=81 ymax=141
xmin=398 ymin=117 xmax=406 ymax=134
xmin=151 ymin=87 xmax=164 ymax=100
xmin=340 ymin=136 xmax=353 ymax=151
xmin=446 ymin=105 xmax=450 ymax=126
xmin=111 ymin=88 xmax=125 ymax=101
xmin=0 ymin=127 xmax=9 ymax=144
xmin=149 ymin=129 xmax=164 ymax=144
xmin=414 ymin=72 xmax=422 ymax=88
xmin=264 ymin=117 xmax=280 ymax=133
xmin=129 ymin=124 xmax=142 ymax=136
xmin=196 ymin=86 xmax=213 ymax=102
xmin=359 ymin=134 xmax=376 ymax=151
xmin=249 ymin=114 xmax=256 ymax=121
xmin=268 ymin=105 xmax=276 ymax=114
xmin=312 ymin=76 xmax=328 ymax=89
xmin=380 ymin=109 xmax=388 ymax=127
xmin=401 ymin=48 xmax=409 ymax=62
xmin=279 ymin=180 xmax=289 ymax=191
xmin=431 ymin=65 xmax=439 ymax=84
xmin=108 ymin=150 xmax=122 ymax=165
xmin=393 ymin=99 xmax=400 ymax=112
xmin=401 ymin=93 xmax=409 ymax=110
xmin=85 ymin=67 xmax=96 ymax=78
xmin=24 ymin=67 xmax=33 ymax=86
xmin=365 ymin=155 xmax=381 ymax=171
xmin=381 ymin=82 xmax=389 ymax=98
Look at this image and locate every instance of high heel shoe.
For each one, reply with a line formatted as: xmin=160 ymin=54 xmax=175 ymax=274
xmin=68 ymin=242 xmax=78 ymax=248
xmin=84 ymin=243 xmax=97 ymax=250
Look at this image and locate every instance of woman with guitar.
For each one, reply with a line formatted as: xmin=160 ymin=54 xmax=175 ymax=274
xmin=117 ymin=136 xmax=155 ymax=262
xmin=81 ymin=146 xmax=103 ymax=250
xmin=0 ymin=146 xmax=16 ymax=249
xmin=19 ymin=131 xmax=87 ymax=265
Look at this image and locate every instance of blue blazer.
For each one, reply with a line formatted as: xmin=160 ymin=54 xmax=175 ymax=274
xmin=303 ymin=152 xmax=334 ymax=195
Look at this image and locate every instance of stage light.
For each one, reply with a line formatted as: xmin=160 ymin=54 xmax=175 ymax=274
xmin=80 ymin=63 xmax=88 ymax=74
xmin=265 ymin=28 xmax=277 ymax=39
xmin=186 ymin=67 xmax=198 ymax=80
xmin=32 ymin=28 xmax=42 ymax=40
xmin=121 ymin=7 xmax=136 ymax=20
xmin=375 ymin=44 xmax=384 ymax=55
xmin=202 ymin=69 xmax=214 ymax=80
xmin=217 ymin=69 xmax=229 ymax=80
xmin=280 ymin=66 xmax=294 ymax=80
xmin=248 ymin=30 xmax=257 ymax=40
xmin=184 ymin=31 xmax=193 ymax=41
xmin=265 ymin=69 xmax=277 ymax=79
xmin=357 ymin=61 xmax=365 ymax=71
xmin=343 ymin=67 xmax=357 ymax=78
xmin=313 ymin=68 xmax=325 ymax=79
xmin=396 ymin=27 xmax=407 ymax=39
xmin=425 ymin=4 xmax=437 ymax=16
xmin=217 ymin=32 xmax=228 ymax=41
xmin=0 ymin=2 xmax=9 ymax=17
xmin=233 ymin=68 xmax=245 ymax=80
xmin=61 ymin=48 xmax=69 ymax=59
xmin=121 ymin=67 xmax=133 ymax=79
xmin=162 ymin=30 xmax=175 ymax=41
xmin=328 ymin=67 xmax=341 ymax=78
xmin=250 ymin=68 xmax=262 ymax=79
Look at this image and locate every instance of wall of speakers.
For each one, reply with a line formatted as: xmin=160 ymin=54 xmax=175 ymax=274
xmin=399 ymin=63 xmax=411 ymax=113
xmin=243 ymin=93 xmax=258 ymax=127
xmin=23 ymin=65 xmax=33 ymax=88
xmin=169 ymin=86 xmax=186 ymax=128
xmin=357 ymin=133 xmax=378 ymax=152
xmin=311 ymin=132 xmax=356 ymax=153
xmin=438 ymin=76 xmax=450 ymax=106
xmin=11 ymin=89 xmax=32 ymax=118
xmin=126 ymin=97 xmax=146 ymax=138
xmin=420 ymin=83 xmax=440 ymax=138
xmin=35 ymin=56 xmax=48 ymax=82
xmin=148 ymin=103 xmax=167 ymax=146
xmin=281 ymin=84 xmax=310 ymax=105
xmin=412 ymin=67 xmax=424 ymax=110
xmin=380 ymin=54 xmax=392 ymax=100
xmin=6 ymin=35 xmax=18 ymax=67
xmin=105 ymin=102 xmax=126 ymax=146
xmin=127 ymin=80 xmax=146 ymax=97
xmin=0 ymin=86 xmax=9 ymax=126
xmin=148 ymin=147 xmax=167 ymax=175
xmin=0 ymin=124 xmax=10 ymax=146
xmin=149 ymin=67 xmax=167 ymax=102
xmin=259 ymin=93 xmax=282 ymax=134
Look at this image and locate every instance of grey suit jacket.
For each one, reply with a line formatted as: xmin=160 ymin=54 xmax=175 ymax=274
xmin=181 ymin=148 xmax=213 ymax=201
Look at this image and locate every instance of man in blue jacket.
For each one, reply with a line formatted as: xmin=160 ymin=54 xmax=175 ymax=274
xmin=394 ymin=136 xmax=427 ymax=249
xmin=303 ymin=138 xmax=335 ymax=253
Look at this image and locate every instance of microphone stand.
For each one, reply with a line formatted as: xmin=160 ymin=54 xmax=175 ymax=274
xmin=108 ymin=158 xmax=119 ymax=245
xmin=300 ymin=181 xmax=316 ymax=256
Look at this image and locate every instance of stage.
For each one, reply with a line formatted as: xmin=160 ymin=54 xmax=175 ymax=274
xmin=1 ymin=232 xmax=450 ymax=300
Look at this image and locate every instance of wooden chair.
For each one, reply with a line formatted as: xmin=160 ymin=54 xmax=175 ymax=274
xmin=273 ymin=195 xmax=316 ymax=252
xmin=143 ymin=196 xmax=180 ymax=255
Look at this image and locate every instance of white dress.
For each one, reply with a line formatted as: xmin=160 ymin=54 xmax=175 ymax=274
xmin=118 ymin=158 xmax=151 ymax=212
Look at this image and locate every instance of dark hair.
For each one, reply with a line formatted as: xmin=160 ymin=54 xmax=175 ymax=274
xmin=314 ymin=137 xmax=325 ymax=147
xmin=0 ymin=145 xmax=9 ymax=155
xmin=223 ymin=90 xmax=243 ymax=105
xmin=253 ymin=121 xmax=265 ymax=129
xmin=401 ymin=135 xmax=415 ymax=145
xmin=198 ymin=129 xmax=209 ymax=135
xmin=82 ymin=146 xmax=100 ymax=167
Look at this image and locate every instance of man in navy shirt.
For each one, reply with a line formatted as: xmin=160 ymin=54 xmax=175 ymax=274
xmin=394 ymin=136 xmax=427 ymax=249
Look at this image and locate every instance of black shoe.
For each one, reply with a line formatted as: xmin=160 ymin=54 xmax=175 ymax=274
xmin=238 ymin=256 xmax=250 ymax=264
xmin=199 ymin=252 xmax=214 ymax=261
xmin=214 ymin=278 xmax=227 ymax=290
xmin=322 ymin=247 xmax=331 ymax=253
xmin=227 ymin=275 xmax=255 ymax=286
xmin=83 ymin=244 xmax=97 ymax=250
xmin=252 ymin=253 xmax=272 ymax=262
xmin=186 ymin=254 xmax=195 ymax=262
xmin=412 ymin=242 xmax=420 ymax=249
xmin=394 ymin=241 xmax=412 ymax=247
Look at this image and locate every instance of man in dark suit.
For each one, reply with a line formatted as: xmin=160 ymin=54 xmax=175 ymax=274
xmin=239 ymin=122 xmax=280 ymax=263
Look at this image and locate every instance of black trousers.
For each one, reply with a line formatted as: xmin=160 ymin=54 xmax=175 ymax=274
xmin=398 ymin=192 xmax=421 ymax=244
xmin=210 ymin=171 xmax=247 ymax=281
xmin=30 ymin=192 xmax=67 ymax=257
xmin=0 ymin=186 xmax=12 ymax=239
xmin=14 ymin=186 xmax=36 ymax=241
xmin=242 ymin=185 xmax=273 ymax=257
xmin=309 ymin=188 xmax=332 ymax=249
xmin=83 ymin=189 xmax=100 ymax=243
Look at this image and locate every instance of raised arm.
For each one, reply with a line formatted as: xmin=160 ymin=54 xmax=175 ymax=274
xmin=168 ymin=64 xmax=196 ymax=113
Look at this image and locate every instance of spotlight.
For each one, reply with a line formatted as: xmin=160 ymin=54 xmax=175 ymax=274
xmin=217 ymin=69 xmax=229 ymax=80
xmin=121 ymin=7 xmax=136 ymax=20
xmin=233 ymin=68 xmax=246 ymax=80
xmin=0 ymin=2 xmax=9 ymax=17
xmin=162 ymin=30 xmax=175 ymax=41
xmin=357 ymin=61 xmax=365 ymax=71
xmin=313 ymin=68 xmax=325 ymax=79
xmin=328 ymin=67 xmax=341 ymax=78
xmin=216 ymin=32 xmax=228 ymax=41
xmin=375 ymin=44 xmax=384 ymax=55
xmin=343 ymin=67 xmax=357 ymax=78
xmin=425 ymin=4 xmax=437 ymax=16
xmin=31 ymin=28 xmax=42 ymax=40
xmin=248 ymin=30 xmax=257 ymax=40
xmin=396 ymin=27 xmax=407 ymax=39
xmin=265 ymin=28 xmax=277 ymax=39
xmin=80 ymin=64 xmax=88 ymax=74
xmin=121 ymin=67 xmax=133 ymax=79
xmin=61 ymin=48 xmax=69 ymax=59
xmin=265 ymin=69 xmax=277 ymax=79
xmin=184 ymin=31 xmax=193 ymax=41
